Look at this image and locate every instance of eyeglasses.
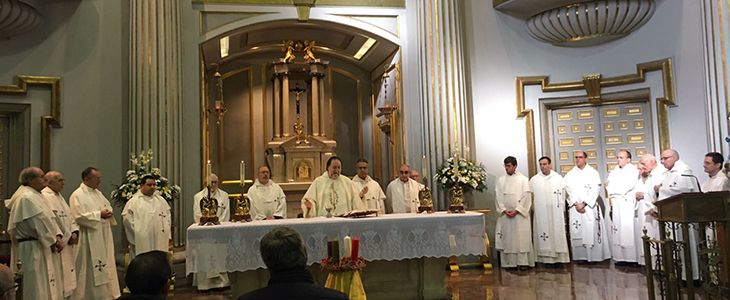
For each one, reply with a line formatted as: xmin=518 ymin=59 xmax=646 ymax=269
xmin=574 ymin=156 xmax=585 ymax=159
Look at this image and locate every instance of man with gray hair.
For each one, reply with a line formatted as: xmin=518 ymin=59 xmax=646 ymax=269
xmin=386 ymin=164 xmax=421 ymax=213
xmin=657 ymin=149 xmax=698 ymax=280
xmin=634 ymin=154 xmax=665 ymax=266
xmin=42 ymin=170 xmax=79 ymax=298
xmin=7 ymin=167 xmax=64 ymax=300
xmin=192 ymin=173 xmax=231 ymax=291
xmin=237 ymin=227 xmax=346 ymax=300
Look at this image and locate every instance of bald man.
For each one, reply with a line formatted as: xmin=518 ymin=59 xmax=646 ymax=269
xmin=42 ymin=171 xmax=79 ymax=298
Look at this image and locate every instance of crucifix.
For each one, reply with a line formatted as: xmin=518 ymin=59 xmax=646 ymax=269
xmin=553 ymin=189 xmax=562 ymax=208
xmin=291 ymin=84 xmax=309 ymax=145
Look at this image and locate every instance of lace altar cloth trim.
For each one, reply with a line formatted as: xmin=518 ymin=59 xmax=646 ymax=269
xmin=186 ymin=211 xmax=486 ymax=274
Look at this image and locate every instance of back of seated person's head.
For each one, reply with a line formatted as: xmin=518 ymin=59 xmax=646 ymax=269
xmin=0 ymin=264 xmax=14 ymax=300
xmin=125 ymin=251 xmax=170 ymax=296
xmin=260 ymin=226 xmax=307 ymax=271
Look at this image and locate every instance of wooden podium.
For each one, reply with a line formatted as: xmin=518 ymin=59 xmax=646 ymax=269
xmin=647 ymin=191 xmax=730 ymax=300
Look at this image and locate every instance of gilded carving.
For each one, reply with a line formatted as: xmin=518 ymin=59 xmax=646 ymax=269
xmin=557 ymin=112 xmax=573 ymax=121
xmin=558 ymin=125 xmax=567 ymax=134
xmin=627 ymin=134 xmax=645 ymax=144
xmin=634 ymin=120 xmax=644 ymax=129
xmin=585 ymin=123 xmax=595 ymax=132
xmin=559 ymin=152 xmax=569 ymax=160
xmin=577 ymin=110 xmax=593 ymax=119
xmin=605 ymin=136 xmax=622 ymax=145
xmin=606 ymin=149 xmax=616 ymax=158
xmin=571 ymin=125 xmax=581 ymax=133
xmin=603 ymin=108 xmax=619 ymax=118
xmin=579 ymin=137 xmax=595 ymax=146
xmin=559 ymin=138 xmax=575 ymax=147
xmin=618 ymin=121 xmax=629 ymax=130
xmin=586 ymin=150 xmax=597 ymax=159
xmin=626 ymin=106 xmax=642 ymax=115
xmin=604 ymin=123 xmax=614 ymax=131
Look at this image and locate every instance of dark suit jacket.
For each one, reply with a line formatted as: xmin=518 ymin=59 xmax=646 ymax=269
xmin=237 ymin=268 xmax=348 ymax=300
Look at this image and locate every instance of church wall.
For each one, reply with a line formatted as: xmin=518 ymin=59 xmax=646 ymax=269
xmin=463 ymin=0 xmax=710 ymax=240
xmin=0 ymin=1 xmax=129 ymax=248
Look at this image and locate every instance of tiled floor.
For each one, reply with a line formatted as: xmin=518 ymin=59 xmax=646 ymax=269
xmin=169 ymin=262 xmax=667 ymax=299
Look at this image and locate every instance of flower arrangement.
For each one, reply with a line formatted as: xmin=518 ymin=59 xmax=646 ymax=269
xmin=320 ymin=256 xmax=366 ymax=272
xmin=434 ymin=155 xmax=488 ymax=192
xmin=110 ymin=149 xmax=181 ymax=205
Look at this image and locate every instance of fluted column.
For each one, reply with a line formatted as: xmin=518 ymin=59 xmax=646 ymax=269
xmin=274 ymin=75 xmax=281 ymax=138
xmin=702 ymin=0 xmax=730 ymax=154
xmin=417 ymin=0 xmax=472 ymax=209
xmin=282 ymin=75 xmax=291 ymax=137
xmin=311 ymin=75 xmax=320 ymax=136
xmin=129 ymin=0 xmax=184 ymax=245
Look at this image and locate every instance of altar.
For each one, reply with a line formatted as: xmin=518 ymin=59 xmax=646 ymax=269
xmin=186 ymin=212 xmax=486 ymax=299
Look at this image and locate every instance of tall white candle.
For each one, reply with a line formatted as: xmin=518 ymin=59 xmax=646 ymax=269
xmin=343 ymin=236 xmax=352 ymax=258
xmin=240 ymin=161 xmax=245 ymax=187
xmin=206 ymin=160 xmax=212 ymax=187
xmin=421 ymin=155 xmax=427 ymax=183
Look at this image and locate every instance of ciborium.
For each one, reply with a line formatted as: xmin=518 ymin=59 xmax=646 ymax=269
xmin=418 ymin=186 xmax=434 ymax=213
xmin=232 ymin=195 xmax=252 ymax=222
xmin=199 ymin=187 xmax=220 ymax=225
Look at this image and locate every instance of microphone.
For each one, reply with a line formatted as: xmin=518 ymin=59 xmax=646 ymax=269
xmin=681 ymin=174 xmax=703 ymax=193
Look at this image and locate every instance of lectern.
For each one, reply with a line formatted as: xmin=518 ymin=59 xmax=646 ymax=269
xmin=643 ymin=191 xmax=730 ymax=299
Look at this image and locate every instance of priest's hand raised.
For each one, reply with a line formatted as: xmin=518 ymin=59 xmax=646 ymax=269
xmin=101 ymin=209 xmax=113 ymax=219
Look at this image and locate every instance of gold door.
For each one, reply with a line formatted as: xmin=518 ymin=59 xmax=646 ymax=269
xmin=551 ymin=101 xmax=654 ymax=179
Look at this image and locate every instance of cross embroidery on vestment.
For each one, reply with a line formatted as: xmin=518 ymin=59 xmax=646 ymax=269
xmin=95 ymin=259 xmax=106 ymax=272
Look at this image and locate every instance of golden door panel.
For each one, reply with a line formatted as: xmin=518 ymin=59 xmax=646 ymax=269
xmin=551 ymin=101 xmax=654 ymax=178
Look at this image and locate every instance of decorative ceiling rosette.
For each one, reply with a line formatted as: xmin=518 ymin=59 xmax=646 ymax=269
xmin=0 ymin=0 xmax=42 ymax=39
xmin=525 ymin=0 xmax=655 ymax=47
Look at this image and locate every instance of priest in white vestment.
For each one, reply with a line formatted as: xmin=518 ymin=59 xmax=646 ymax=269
xmin=122 ymin=175 xmax=171 ymax=258
xmin=495 ymin=156 xmax=534 ymax=268
xmin=634 ymin=154 xmax=665 ymax=266
xmin=192 ymin=173 xmax=231 ymax=291
xmin=702 ymin=152 xmax=730 ymax=192
xmin=700 ymin=152 xmax=729 ymax=249
xmin=352 ymin=158 xmax=386 ymax=214
xmin=657 ymin=149 xmax=699 ymax=280
xmin=564 ymin=151 xmax=610 ymax=262
xmin=386 ymin=164 xmax=421 ymax=214
xmin=42 ymin=171 xmax=80 ymax=299
xmin=249 ymin=165 xmax=287 ymax=220
xmin=69 ymin=167 xmax=120 ymax=300
xmin=302 ymin=156 xmax=365 ymax=217
xmin=7 ymin=167 xmax=65 ymax=300
xmin=605 ymin=150 xmax=640 ymax=263
xmin=530 ymin=156 xmax=569 ymax=264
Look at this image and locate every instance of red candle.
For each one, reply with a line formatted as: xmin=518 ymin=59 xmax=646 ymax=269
xmin=351 ymin=237 xmax=360 ymax=258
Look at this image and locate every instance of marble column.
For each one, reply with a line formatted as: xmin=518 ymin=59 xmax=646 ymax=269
xmin=701 ymin=0 xmax=730 ymax=154
xmin=416 ymin=0 xmax=473 ymax=209
xmin=129 ymin=0 xmax=184 ymax=245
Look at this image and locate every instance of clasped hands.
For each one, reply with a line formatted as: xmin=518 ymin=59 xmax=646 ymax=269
xmin=503 ymin=210 xmax=519 ymax=218
xmin=574 ymin=202 xmax=587 ymax=214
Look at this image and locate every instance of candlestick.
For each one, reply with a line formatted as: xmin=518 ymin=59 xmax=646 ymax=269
xmin=240 ymin=161 xmax=245 ymax=187
xmin=351 ymin=237 xmax=360 ymax=258
xmin=343 ymin=236 xmax=351 ymax=258
xmin=206 ymin=160 xmax=212 ymax=187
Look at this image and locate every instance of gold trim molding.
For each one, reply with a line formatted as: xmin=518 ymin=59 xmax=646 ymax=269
xmin=516 ymin=58 xmax=675 ymax=176
xmin=0 ymin=75 xmax=62 ymax=170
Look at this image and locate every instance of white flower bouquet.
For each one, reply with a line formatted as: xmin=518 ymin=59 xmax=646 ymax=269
xmin=110 ymin=149 xmax=181 ymax=205
xmin=433 ymin=156 xmax=488 ymax=192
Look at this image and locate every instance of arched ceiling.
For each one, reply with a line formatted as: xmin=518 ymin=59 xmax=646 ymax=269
xmin=201 ymin=19 xmax=400 ymax=73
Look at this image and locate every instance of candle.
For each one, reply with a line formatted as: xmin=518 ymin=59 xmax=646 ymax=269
xmin=449 ymin=234 xmax=456 ymax=249
xmin=240 ymin=161 xmax=246 ymax=187
xmin=327 ymin=240 xmax=333 ymax=259
xmin=332 ymin=240 xmax=340 ymax=261
xmin=343 ymin=236 xmax=351 ymax=258
xmin=206 ymin=160 xmax=212 ymax=187
xmin=421 ymin=155 xmax=427 ymax=183
xmin=351 ymin=237 xmax=360 ymax=258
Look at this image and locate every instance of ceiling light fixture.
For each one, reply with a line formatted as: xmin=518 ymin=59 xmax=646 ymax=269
xmin=353 ymin=38 xmax=376 ymax=60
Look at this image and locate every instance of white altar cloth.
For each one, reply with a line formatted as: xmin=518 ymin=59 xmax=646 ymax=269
xmin=186 ymin=211 xmax=486 ymax=274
